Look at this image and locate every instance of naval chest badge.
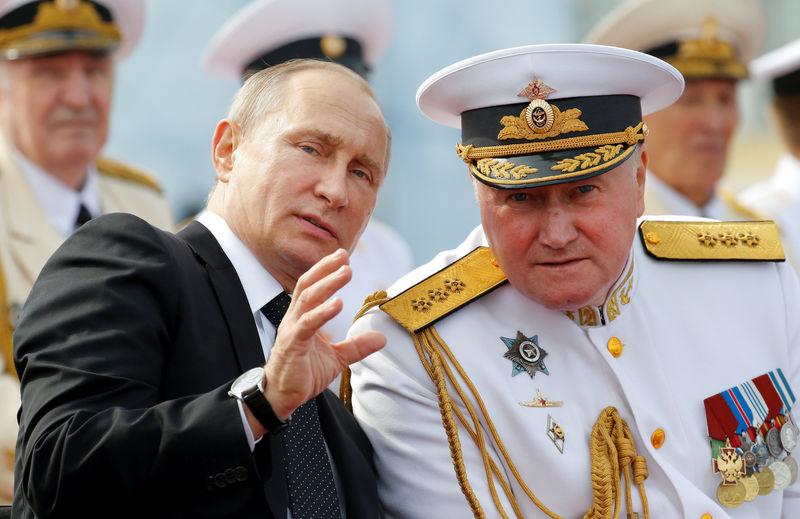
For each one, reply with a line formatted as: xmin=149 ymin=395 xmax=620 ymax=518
xmin=547 ymin=414 xmax=565 ymax=453
xmin=501 ymin=331 xmax=549 ymax=378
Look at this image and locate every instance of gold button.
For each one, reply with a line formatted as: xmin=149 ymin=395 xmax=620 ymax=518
xmin=607 ymin=336 xmax=623 ymax=357
xmin=644 ymin=231 xmax=661 ymax=245
xmin=700 ymin=514 xmax=712 ymax=519
xmin=651 ymin=428 xmax=666 ymax=449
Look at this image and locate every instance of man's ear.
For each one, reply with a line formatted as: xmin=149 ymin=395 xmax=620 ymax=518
xmin=635 ymin=146 xmax=648 ymax=217
xmin=211 ymin=119 xmax=239 ymax=183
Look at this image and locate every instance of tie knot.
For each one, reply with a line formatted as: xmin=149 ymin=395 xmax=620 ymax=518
xmin=261 ymin=292 xmax=291 ymax=329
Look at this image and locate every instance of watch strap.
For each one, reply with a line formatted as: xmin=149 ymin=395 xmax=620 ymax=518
xmin=243 ymin=387 xmax=291 ymax=435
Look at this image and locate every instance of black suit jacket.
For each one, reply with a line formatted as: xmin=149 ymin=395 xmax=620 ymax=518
xmin=12 ymin=213 xmax=380 ymax=519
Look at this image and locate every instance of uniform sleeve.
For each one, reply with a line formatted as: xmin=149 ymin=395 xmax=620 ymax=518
xmin=350 ymin=309 xmax=513 ymax=519
xmin=779 ymin=262 xmax=800 ymax=517
xmin=13 ymin=214 xmax=254 ymax=516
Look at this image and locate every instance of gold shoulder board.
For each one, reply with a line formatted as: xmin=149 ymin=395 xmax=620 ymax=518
xmin=639 ymin=220 xmax=785 ymax=261
xmin=96 ymin=157 xmax=163 ymax=193
xmin=380 ymin=247 xmax=507 ymax=333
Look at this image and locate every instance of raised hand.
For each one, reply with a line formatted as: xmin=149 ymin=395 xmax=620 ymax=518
xmin=263 ymin=248 xmax=386 ymax=421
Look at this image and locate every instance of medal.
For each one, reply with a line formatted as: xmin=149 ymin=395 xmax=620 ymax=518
xmin=784 ymin=455 xmax=798 ymax=485
xmin=752 ymin=440 xmax=770 ymax=470
xmin=769 ymin=460 xmax=791 ymax=491
xmin=741 ymin=474 xmax=759 ymax=502
xmin=716 ymin=480 xmax=745 ymax=508
xmin=713 ymin=445 xmax=745 ymax=485
xmin=781 ymin=420 xmax=798 ymax=453
xmin=755 ymin=468 xmax=775 ymax=495
xmin=766 ymin=426 xmax=784 ymax=457
xmin=501 ymin=331 xmax=549 ymax=378
xmin=546 ymin=414 xmax=565 ymax=453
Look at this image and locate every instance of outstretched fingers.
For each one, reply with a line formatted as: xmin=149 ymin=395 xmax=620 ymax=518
xmin=332 ymin=331 xmax=387 ymax=366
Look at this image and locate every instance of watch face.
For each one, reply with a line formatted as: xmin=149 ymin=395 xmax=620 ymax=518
xmin=232 ymin=367 xmax=264 ymax=395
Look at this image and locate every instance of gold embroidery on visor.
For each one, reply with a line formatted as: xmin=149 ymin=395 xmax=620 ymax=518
xmin=456 ymin=122 xmax=647 ymax=164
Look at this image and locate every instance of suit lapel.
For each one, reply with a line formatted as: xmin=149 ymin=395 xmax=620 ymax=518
xmin=179 ymin=221 xmax=288 ymax=519
xmin=179 ymin=221 xmax=264 ymax=371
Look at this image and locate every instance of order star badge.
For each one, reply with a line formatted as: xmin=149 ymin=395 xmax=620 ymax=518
xmin=501 ymin=331 xmax=549 ymax=378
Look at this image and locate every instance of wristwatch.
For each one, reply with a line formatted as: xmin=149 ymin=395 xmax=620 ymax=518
xmin=229 ymin=367 xmax=290 ymax=434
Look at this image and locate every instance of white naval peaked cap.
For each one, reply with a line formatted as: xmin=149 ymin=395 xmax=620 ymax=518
xmin=417 ymin=44 xmax=684 ymax=190
xmin=750 ymin=38 xmax=800 ymax=94
xmin=203 ymin=0 xmax=393 ymax=80
xmin=585 ymin=0 xmax=766 ymax=80
xmin=417 ymin=44 xmax=684 ymax=129
xmin=0 ymin=0 xmax=144 ymax=60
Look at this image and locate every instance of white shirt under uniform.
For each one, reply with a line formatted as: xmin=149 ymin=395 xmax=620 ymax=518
xmin=349 ymin=220 xmax=800 ymax=519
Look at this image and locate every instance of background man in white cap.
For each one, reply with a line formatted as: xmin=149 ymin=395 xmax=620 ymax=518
xmin=203 ymin=0 xmax=413 ymax=347
xmin=738 ymin=38 xmax=800 ymax=270
xmin=346 ymin=43 xmax=800 ymax=517
xmin=0 ymin=0 xmax=173 ymax=504
xmin=586 ymin=0 xmax=766 ymax=219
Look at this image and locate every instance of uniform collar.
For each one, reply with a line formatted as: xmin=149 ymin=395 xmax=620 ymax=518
xmin=564 ymin=250 xmax=638 ymax=328
xmin=15 ymin=150 xmax=101 ymax=237
xmin=195 ymin=210 xmax=284 ymax=316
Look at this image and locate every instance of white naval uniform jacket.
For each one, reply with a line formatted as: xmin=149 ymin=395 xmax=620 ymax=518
xmin=738 ymin=154 xmax=800 ymax=272
xmin=350 ymin=221 xmax=800 ymax=519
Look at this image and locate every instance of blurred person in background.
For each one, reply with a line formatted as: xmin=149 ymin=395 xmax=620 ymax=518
xmin=0 ymin=0 xmax=173 ymax=503
xmin=203 ymin=0 xmax=413 ymax=348
xmin=586 ymin=0 xmax=766 ymax=219
xmin=738 ymin=38 xmax=800 ymax=270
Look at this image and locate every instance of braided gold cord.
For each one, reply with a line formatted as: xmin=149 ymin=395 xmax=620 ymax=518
xmin=584 ymin=407 xmax=650 ymax=519
xmin=456 ymin=123 xmax=646 ymax=163
xmin=416 ymin=329 xmax=523 ymax=517
xmin=413 ymin=331 xmax=487 ymax=518
xmin=429 ymin=327 xmax=561 ymax=518
xmin=339 ymin=290 xmax=390 ymax=408
xmin=420 ymin=328 xmax=520 ymax=519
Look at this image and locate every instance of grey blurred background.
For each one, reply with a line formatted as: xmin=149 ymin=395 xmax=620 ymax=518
xmin=105 ymin=0 xmax=800 ymax=265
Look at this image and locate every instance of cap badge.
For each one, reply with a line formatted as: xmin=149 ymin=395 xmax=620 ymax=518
xmin=320 ymin=34 xmax=347 ymax=60
xmin=520 ymin=79 xmax=556 ymax=133
xmin=498 ymin=77 xmax=588 ymax=141
xmin=501 ymin=331 xmax=549 ymax=378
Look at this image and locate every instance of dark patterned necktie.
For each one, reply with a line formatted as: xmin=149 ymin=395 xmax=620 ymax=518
xmin=260 ymin=292 xmax=342 ymax=519
xmin=74 ymin=203 xmax=92 ymax=228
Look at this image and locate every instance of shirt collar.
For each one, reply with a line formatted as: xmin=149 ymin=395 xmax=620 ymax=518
xmin=564 ymin=249 xmax=638 ymax=328
xmin=196 ymin=210 xmax=284 ymax=315
xmin=15 ymin=150 xmax=101 ymax=237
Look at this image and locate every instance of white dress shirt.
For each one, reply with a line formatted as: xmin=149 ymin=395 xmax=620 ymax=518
xmin=196 ymin=210 xmax=346 ymax=518
xmin=16 ymin=150 xmax=102 ymax=237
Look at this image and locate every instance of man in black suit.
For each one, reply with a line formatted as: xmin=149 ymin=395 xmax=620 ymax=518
xmin=12 ymin=59 xmax=390 ymax=519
